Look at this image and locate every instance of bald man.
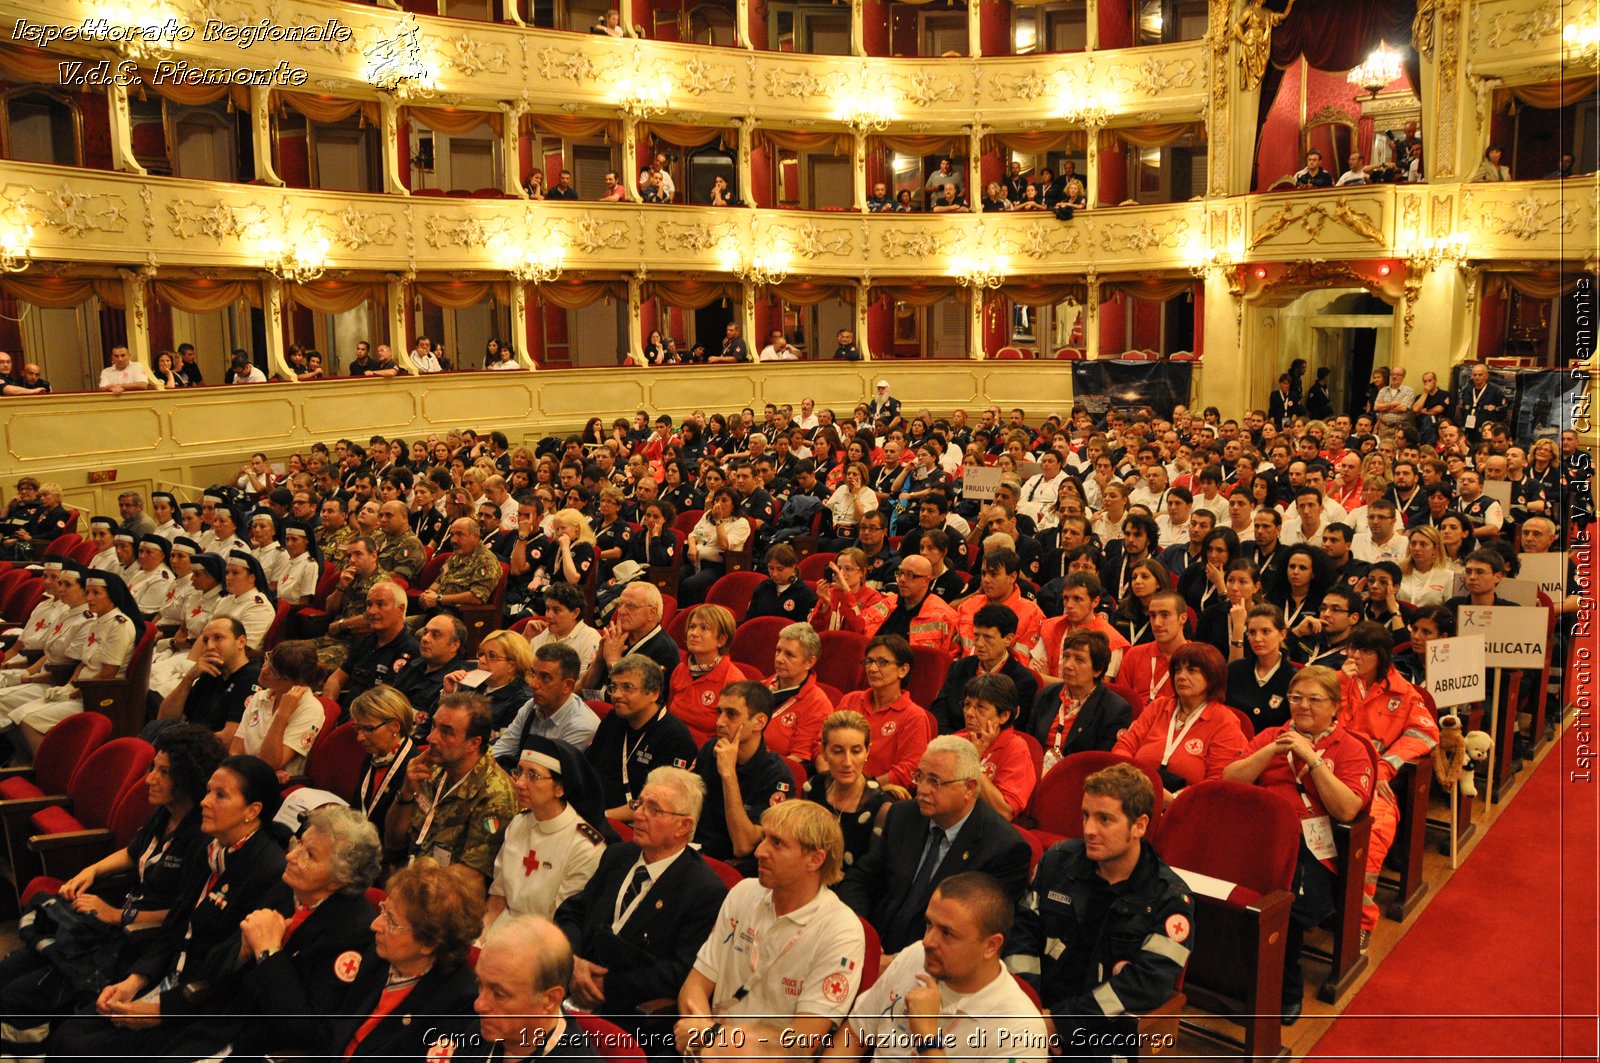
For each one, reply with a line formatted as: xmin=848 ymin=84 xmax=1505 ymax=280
xmin=875 ymin=553 xmax=960 ymax=659
xmin=413 ymin=518 xmax=501 ymax=619
xmin=472 ymin=916 xmax=583 ymax=1058
xmin=374 ymin=500 xmax=426 ymax=583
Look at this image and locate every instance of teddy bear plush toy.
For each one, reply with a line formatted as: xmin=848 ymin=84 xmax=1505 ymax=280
xmin=1432 ymin=714 xmax=1493 ymax=798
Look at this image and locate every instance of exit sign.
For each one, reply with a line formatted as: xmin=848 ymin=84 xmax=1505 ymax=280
xmin=86 ymin=470 xmax=118 ymax=484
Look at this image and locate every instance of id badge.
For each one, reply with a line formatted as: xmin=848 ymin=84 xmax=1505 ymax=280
xmin=430 ymin=845 xmax=454 ymax=866
xmin=1301 ymin=815 xmax=1336 ymax=861
xmin=1464 ymin=413 xmax=1476 ymax=430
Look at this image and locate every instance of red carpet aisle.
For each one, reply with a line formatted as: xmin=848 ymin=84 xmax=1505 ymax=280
xmin=1307 ymin=726 xmax=1598 ymax=1061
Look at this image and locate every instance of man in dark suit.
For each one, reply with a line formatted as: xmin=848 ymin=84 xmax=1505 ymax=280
xmin=555 ymin=765 xmax=726 ymax=1033
xmin=1267 ymin=373 xmax=1301 ymax=428
xmin=836 ymin=735 xmax=1032 ymax=954
xmin=1456 ymin=361 xmax=1509 ymax=443
xmin=929 ymin=603 xmax=1039 ymax=734
xmin=472 ymin=915 xmax=593 ymax=1058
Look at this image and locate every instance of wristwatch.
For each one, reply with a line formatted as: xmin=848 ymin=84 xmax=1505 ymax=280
xmin=911 ymin=1034 xmax=953 ymax=1055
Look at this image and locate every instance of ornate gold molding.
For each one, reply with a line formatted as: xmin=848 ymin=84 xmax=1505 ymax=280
xmin=1249 ymin=196 xmax=1386 ymax=248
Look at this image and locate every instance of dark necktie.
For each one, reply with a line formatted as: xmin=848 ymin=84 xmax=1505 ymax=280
xmin=619 ymin=864 xmax=651 ymax=914
xmin=909 ymin=824 xmax=945 ymax=900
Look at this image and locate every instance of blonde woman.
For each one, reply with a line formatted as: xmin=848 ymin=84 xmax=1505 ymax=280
xmin=549 ymin=508 xmax=598 ymax=589
xmin=1398 ymin=525 xmax=1453 ymax=605
xmin=443 ymin=628 xmax=534 ymax=729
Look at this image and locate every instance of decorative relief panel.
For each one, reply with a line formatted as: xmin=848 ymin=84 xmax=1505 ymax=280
xmin=165 ymin=199 xmax=273 ymax=242
xmin=1249 ymin=195 xmax=1387 ymax=248
xmin=1096 ymin=215 xmax=1195 ymax=254
xmin=306 ymin=205 xmax=401 ymax=251
xmin=423 ymin=212 xmax=516 ymax=250
xmin=8 ymin=184 xmax=130 ymax=239
xmin=1463 ymin=188 xmax=1581 ymax=241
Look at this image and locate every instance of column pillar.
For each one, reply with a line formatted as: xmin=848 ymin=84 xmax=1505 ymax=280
xmin=386 ymin=274 xmax=411 ymax=368
xmin=1195 ymin=268 xmax=1245 ymax=412
xmin=505 ymin=0 xmax=525 ymax=26
xmin=739 ymin=282 xmax=759 ymax=356
xmin=855 ymin=281 xmax=875 ymax=360
xmin=968 ymin=289 xmax=985 ymax=359
xmin=968 ymin=0 xmax=983 ymax=57
xmin=618 ymin=0 xmax=634 ymax=35
xmin=502 ymin=104 xmax=526 ymax=197
xmin=510 ymin=281 xmax=536 ymax=369
xmin=1083 ymin=119 xmax=1102 ymax=207
xmin=738 ymin=118 xmax=757 ymax=208
xmin=379 ymin=95 xmax=407 ymax=195
xmin=105 ymin=83 xmax=146 ymax=175
xmin=626 ymin=270 xmax=647 ymax=367
xmin=852 ymin=129 xmax=868 ymax=211
xmin=261 ymin=277 xmax=291 ymax=381
xmin=1402 ymin=262 xmax=1475 ymax=382
xmin=850 ymin=0 xmax=867 ymax=55
xmin=1085 ymin=0 xmax=1098 ymax=50
xmin=967 ymin=123 xmax=985 ymax=208
xmin=623 ymin=116 xmax=642 ymax=200
xmin=249 ymin=86 xmax=284 ymax=186
xmin=735 ymin=0 xmax=754 ymax=48
xmin=1084 ymin=272 xmax=1100 ymax=358
xmin=117 ymin=267 xmax=153 ymax=369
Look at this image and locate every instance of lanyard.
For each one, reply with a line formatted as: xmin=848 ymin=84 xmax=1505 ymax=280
xmin=1469 ymin=385 xmax=1486 ymax=410
xmin=620 ymin=710 xmax=664 ymax=793
xmin=415 ymin=768 xmax=472 ymax=850
xmin=1147 ymin=656 xmax=1171 ymax=704
xmin=729 ymin=921 xmax=808 ymax=1006
xmin=362 ymin=737 xmax=413 ymax=818
xmin=1162 ymin=703 xmax=1207 ymax=766
xmin=1049 ymin=692 xmax=1086 ymax=753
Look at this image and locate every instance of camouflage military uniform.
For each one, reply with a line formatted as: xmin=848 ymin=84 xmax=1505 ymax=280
xmin=405 ymin=753 xmax=518 ymax=879
xmin=434 ymin=544 xmax=500 ymax=603
xmin=374 ymin=530 xmax=427 ymax=583
xmin=315 ymin=568 xmax=394 ymax=673
xmin=317 ymin=523 xmax=357 ymax=568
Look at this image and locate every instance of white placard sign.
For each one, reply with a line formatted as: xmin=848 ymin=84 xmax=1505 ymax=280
xmin=1517 ymin=552 xmax=1567 ymax=600
xmin=1424 ymin=635 xmax=1487 ymax=709
xmin=1498 ymin=579 xmax=1539 ymax=606
xmin=961 ymin=466 xmax=1003 ymax=502
xmin=1455 ymin=605 xmax=1549 ymax=669
xmin=1482 ymin=479 xmax=1513 ymax=511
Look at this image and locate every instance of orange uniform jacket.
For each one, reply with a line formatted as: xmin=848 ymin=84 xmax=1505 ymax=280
xmin=667 ymin=654 xmax=743 ymax=744
xmin=1340 ymin=672 xmax=1439 ymax=780
xmin=1033 ymin=613 xmax=1132 ymax=677
xmin=809 ymin=584 xmax=890 ymax=636
xmin=763 ymin=674 xmax=834 ymax=761
xmin=1113 ymin=697 xmax=1248 ymax=790
xmin=955 ymin=587 xmax=1045 ymax=657
xmin=880 ymin=592 xmax=961 ymax=659
xmin=837 ymin=688 xmax=936 ymax=788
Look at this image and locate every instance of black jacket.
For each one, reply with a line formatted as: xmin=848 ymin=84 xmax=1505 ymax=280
xmin=555 ymin=842 xmax=727 ymax=1012
xmin=1028 ymin=682 xmax=1132 ymax=759
xmin=837 ymin=797 xmax=1031 ymax=953
xmin=332 ymin=951 xmax=481 ymax=1058
xmin=930 ymin=655 xmax=1039 ymax=735
xmin=224 ymin=889 xmax=378 ymax=1055
xmin=1005 ymin=839 xmax=1192 ymax=1025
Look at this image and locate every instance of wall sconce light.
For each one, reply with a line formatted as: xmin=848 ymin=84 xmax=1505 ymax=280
xmin=1184 ymin=242 xmax=1235 ymax=280
xmin=502 ymin=243 xmax=567 ymax=285
xmin=1401 ymin=231 xmax=1470 ymax=271
xmin=0 ymin=222 xmax=35 ymax=274
xmin=725 ymin=250 xmax=791 ymax=287
xmin=950 ymin=255 xmax=1008 ymax=290
xmin=616 ymin=72 xmax=673 ymax=118
xmin=1059 ymin=93 xmax=1111 ymax=127
xmin=265 ymin=237 xmax=331 ymax=283
xmin=1564 ymin=22 xmax=1600 ymax=59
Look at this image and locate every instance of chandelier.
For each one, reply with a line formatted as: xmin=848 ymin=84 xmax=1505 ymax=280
xmin=265 ymin=237 xmax=331 ymax=283
xmin=1348 ymin=44 xmax=1404 ymax=98
xmin=504 ymin=244 xmax=567 ymax=285
xmin=950 ymin=255 xmax=1008 ymax=290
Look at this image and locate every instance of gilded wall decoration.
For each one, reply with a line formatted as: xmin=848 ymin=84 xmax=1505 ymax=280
xmin=309 ymin=205 xmax=400 ymax=251
xmin=165 ymin=199 xmax=270 ymax=242
xmin=680 ymin=56 xmax=738 ymax=96
xmin=1413 ymin=0 xmax=1437 ymax=56
xmin=1435 ymin=1 xmax=1460 ymax=177
xmin=989 ymin=71 xmax=1053 ymax=102
xmin=997 ymin=221 xmax=1082 ymax=259
xmin=449 ymin=36 xmax=511 ymax=76
xmin=1098 ymin=217 xmax=1192 ymax=253
xmin=1249 ymin=196 xmax=1386 ymax=247
xmin=139 ymin=185 xmax=155 ymax=242
xmin=658 ymin=220 xmax=739 ymax=253
xmin=1486 ymin=5 xmax=1564 ymax=48
xmin=1468 ymin=190 xmax=1578 ymax=241
xmin=1429 ymin=194 xmax=1456 ymax=237
xmin=791 ymin=222 xmax=853 ymax=259
xmin=1126 ymin=56 xmax=1201 ymax=96
xmin=1207 ymin=0 xmax=1233 ymax=196
xmin=561 ymin=214 xmax=632 ymax=254
xmin=537 ymin=46 xmax=621 ymax=83
xmin=897 ymin=70 xmax=961 ymax=108
xmin=423 ymin=213 xmax=514 ymax=249
xmin=19 ymin=186 xmax=129 ymax=239
xmin=1233 ymin=0 xmax=1296 ymax=91
xmin=881 ymin=228 xmax=959 ymax=258
xmin=763 ymin=68 xmax=847 ymax=99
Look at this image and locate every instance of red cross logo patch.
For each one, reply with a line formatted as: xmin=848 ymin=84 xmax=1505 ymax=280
xmin=86 ymin=632 xmax=97 ymax=647
xmin=334 ymin=950 xmax=362 ymax=982
xmin=522 ymin=848 xmax=540 ymax=876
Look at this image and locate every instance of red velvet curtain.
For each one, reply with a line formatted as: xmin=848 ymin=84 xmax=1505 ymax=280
xmin=1253 ymin=0 xmax=1418 ymax=187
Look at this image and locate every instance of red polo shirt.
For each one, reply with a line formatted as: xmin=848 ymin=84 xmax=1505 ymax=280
xmin=764 ymin=674 xmax=834 ymax=761
xmin=1113 ymin=697 xmax=1247 ymax=790
xmin=668 ymin=654 xmax=742 ymax=745
xmin=837 ymin=688 xmax=935 ymax=788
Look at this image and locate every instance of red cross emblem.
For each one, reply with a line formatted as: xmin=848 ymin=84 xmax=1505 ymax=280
xmin=33 ymin=619 xmax=46 ymax=631
xmin=86 ymin=632 xmax=97 ymax=647
xmin=522 ymin=848 xmax=540 ymax=876
xmin=191 ymin=605 xmax=204 ymax=617
xmin=334 ymin=950 xmax=362 ymax=982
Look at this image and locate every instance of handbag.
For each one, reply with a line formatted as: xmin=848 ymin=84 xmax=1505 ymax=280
xmin=17 ymin=891 xmax=127 ymax=994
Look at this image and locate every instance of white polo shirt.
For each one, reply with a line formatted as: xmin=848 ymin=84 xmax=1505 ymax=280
xmin=235 ymin=687 xmax=324 ymax=777
xmin=692 ymin=878 xmax=865 ymax=1024
xmin=846 ymin=943 xmax=1049 ymax=1063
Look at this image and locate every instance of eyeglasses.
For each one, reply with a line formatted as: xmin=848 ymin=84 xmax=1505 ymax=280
xmin=628 ymin=798 xmax=690 ymax=819
xmin=1319 ymin=605 xmax=1349 ymax=614
xmin=611 ymin=681 xmax=643 ymax=694
xmin=1287 ymin=694 xmax=1334 ymax=706
xmin=896 ymin=571 xmax=928 ymax=581
xmin=909 ymin=771 xmax=970 ymax=789
xmin=861 ymin=656 xmax=899 ymax=669
xmin=352 ymin=720 xmax=391 ymax=735
xmin=378 ymin=900 xmax=409 ymax=933
xmin=513 ymin=767 xmax=556 ymax=783
xmin=478 ymin=651 xmax=508 ymax=662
